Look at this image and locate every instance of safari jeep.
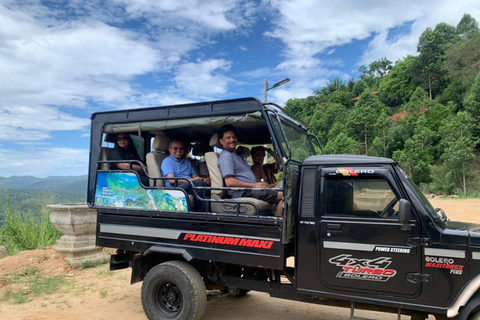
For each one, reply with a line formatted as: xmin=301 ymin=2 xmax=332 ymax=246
xmin=88 ymin=97 xmax=480 ymax=320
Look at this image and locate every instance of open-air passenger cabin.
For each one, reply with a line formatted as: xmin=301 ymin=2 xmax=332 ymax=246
xmin=88 ymin=97 xmax=320 ymax=243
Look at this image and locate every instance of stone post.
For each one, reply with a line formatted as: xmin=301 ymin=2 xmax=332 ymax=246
xmin=48 ymin=203 xmax=110 ymax=269
xmin=0 ymin=245 xmax=7 ymax=259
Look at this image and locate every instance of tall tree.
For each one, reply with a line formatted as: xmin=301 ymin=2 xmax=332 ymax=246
xmin=439 ymin=112 xmax=477 ymax=194
xmin=309 ymin=103 xmax=347 ymax=144
xmin=464 ymin=72 xmax=480 ymax=140
xmin=317 ymin=77 xmax=347 ymax=95
xmin=324 ymin=132 xmax=358 ymax=154
xmin=444 ymin=30 xmax=480 ymax=99
xmin=393 ymin=115 xmax=436 ymax=184
xmin=284 ymin=95 xmax=324 ymax=119
xmin=464 ymin=72 xmax=480 ymax=118
xmin=368 ymin=57 xmax=393 ymax=78
xmin=355 ymin=58 xmax=393 ymax=96
xmin=456 ymin=13 xmax=479 ymax=37
xmin=347 ymin=90 xmax=386 ymax=155
xmin=378 ymin=56 xmax=417 ymax=107
xmin=414 ymin=23 xmax=458 ymax=99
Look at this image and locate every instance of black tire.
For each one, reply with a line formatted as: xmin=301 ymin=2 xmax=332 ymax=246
xmin=219 ymin=287 xmax=250 ymax=297
xmin=141 ymin=260 xmax=207 ymax=320
xmin=234 ymin=289 xmax=250 ymax=297
xmin=471 ymin=311 xmax=480 ymax=320
xmin=410 ymin=313 xmax=427 ymax=320
xmin=457 ymin=295 xmax=480 ymax=320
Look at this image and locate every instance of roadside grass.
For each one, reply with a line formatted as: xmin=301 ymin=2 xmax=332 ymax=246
xmin=79 ymin=258 xmax=110 ymax=270
xmin=0 ymin=197 xmax=61 ymax=255
xmin=79 ymin=260 xmax=97 ymax=270
xmin=1 ymin=267 xmax=68 ymax=304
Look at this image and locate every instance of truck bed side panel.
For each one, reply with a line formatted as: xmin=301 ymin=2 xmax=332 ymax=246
xmin=97 ymin=211 xmax=284 ymax=269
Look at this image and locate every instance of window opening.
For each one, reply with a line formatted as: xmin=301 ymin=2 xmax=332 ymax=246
xmin=325 ymin=177 xmax=399 ymax=218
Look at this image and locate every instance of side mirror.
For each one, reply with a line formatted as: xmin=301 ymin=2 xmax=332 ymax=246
xmin=398 ymin=199 xmax=412 ymax=231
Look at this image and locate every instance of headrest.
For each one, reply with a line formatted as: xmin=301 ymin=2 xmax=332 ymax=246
xmin=209 ymin=133 xmax=222 ymax=149
xmin=153 ymin=135 xmax=170 ymax=150
xmin=236 ymin=146 xmax=251 ymax=158
xmin=192 ymin=144 xmax=204 ymax=157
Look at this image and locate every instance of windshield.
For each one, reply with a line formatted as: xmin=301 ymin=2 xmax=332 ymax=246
xmin=269 ymin=112 xmax=316 ymax=162
xmin=396 ymin=166 xmax=446 ymax=228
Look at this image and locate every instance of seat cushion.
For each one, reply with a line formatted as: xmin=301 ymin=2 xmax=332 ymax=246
xmin=146 ymin=152 xmax=168 ymax=187
xmin=211 ymin=195 xmax=275 ymax=215
xmin=205 ymin=152 xmax=224 ymax=197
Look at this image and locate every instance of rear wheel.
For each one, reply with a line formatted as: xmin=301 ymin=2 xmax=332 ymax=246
xmin=141 ymin=260 xmax=207 ymax=320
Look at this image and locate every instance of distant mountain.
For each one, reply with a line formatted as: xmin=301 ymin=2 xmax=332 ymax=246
xmin=0 ymin=175 xmax=87 ymax=193
xmin=0 ymin=176 xmax=88 ymax=217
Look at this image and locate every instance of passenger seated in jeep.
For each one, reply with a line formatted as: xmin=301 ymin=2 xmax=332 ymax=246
xmin=217 ymin=125 xmax=283 ymax=217
xmin=161 ymin=139 xmax=209 ymax=212
xmin=250 ymin=146 xmax=279 ymax=188
xmin=109 ymin=133 xmax=149 ymax=185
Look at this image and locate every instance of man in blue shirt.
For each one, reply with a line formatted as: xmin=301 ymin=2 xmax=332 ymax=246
xmin=217 ymin=125 xmax=283 ymax=217
xmin=161 ymin=140 xmax=209 ymax=212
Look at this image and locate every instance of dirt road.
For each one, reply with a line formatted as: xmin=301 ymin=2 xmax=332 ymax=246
xmin=0 ymin=198 xmax=479 ymax=320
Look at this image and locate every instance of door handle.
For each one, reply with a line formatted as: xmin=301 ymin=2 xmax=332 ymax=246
xmin=327 ymin=223 xmax=342 ymax=230
xmin=326 ymin=224 xmax=342 ymax=236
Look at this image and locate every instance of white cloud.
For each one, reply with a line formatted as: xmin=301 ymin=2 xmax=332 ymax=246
xmin=0 ymin=6 xmax=161 ymax=107
xmin=0 ymin=105 xmax=90 ymax=142
xmin=262 ymin=0 xmax=480 ymax=102
xmin=0 ymin=147 xmax=89 ymax=177
xmin=116 ymin=0 xmax=239 ymax=30
xmin=265 ymin=0 xmax=430 ymax=61
xmin=174 ymin=59 xmax=233 ymax=97
xmin=359 ymin=1 xmax=480 ymax=65
xmin=0 ymin=1 xmax=254 ymax=149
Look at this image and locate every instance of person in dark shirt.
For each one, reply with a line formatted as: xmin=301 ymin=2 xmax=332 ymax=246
xmin=109 ymin=133 xmax=149 ymax=185
xmin=217 ymin=125 xmax=283 ymax=217
xmin=250 ymin=146 xmax=278 ymax=187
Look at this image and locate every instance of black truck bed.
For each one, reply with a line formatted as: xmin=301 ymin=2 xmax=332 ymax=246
xmin=96 ymin=210 xmax=286 ymax=270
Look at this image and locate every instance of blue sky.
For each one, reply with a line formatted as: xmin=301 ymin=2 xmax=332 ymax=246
xmin=1 ymin=0 xmax=479 ymax=177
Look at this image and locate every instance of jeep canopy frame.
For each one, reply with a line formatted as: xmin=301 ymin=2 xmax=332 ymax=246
xmin=87 ymin=97 xmax=318 ymax=207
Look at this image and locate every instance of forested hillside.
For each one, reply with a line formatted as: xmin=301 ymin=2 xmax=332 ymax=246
xmin=0 ymin=176 xmax=87 ymax=223
xmin=285 ymin=14 xmax=480 ymax=196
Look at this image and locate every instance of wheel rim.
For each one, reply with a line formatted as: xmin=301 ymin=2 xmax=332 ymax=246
xmin=155 ymin=281 xmax=183 ymax=317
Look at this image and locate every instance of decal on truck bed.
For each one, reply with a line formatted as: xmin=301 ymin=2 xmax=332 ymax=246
xmin=329 ymin=254 xmax=397 ymax=282
xmin=94 ymin=172 xmax=188 ymax=211
xmin=183 ymin=233 xmax=274 ymax=249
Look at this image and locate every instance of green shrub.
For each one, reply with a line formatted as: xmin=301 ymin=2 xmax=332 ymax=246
xmin=2 ymin=269 xmax=66 ymax=304
xmin=0 ymin=198 xmax=61 ymax=255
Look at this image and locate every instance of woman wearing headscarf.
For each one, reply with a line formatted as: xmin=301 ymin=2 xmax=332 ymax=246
xmin=109 ymin=133 xmax=149 ymax=185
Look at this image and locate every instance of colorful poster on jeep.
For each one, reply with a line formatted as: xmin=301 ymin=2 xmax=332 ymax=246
xmin=94 ymin=172 xmax=188 ymax=212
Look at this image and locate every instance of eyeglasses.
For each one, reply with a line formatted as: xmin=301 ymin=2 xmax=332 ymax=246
xmin=117 ymin=137 xmax=128 ymax=142
xmin=172 ymin=147 xmax=184 ymax=152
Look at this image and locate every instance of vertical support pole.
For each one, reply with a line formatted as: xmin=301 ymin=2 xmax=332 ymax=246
xmin=264 ymin=79 xmax=268 ymax=103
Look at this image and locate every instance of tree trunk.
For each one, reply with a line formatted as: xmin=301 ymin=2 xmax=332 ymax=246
xmin=364 ymin=127 xmax=368 ymax=156
xmin=463 ymin=163 xmax=466 ymax=195
xmin=428 ymin=71 xmax=432 ymax=100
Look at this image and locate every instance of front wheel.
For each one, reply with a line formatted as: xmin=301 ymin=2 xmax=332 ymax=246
xmin=457 ymin=295 xmax=480 ymax=320
xmin=141 ymin=260 xmax=207 ymax=320
xmin=470 ymin=310 xmax=480 ymax=320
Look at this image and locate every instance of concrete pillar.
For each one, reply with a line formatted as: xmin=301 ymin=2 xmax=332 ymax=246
xmin=0 ymin=245 xmax=7 ymax=259
xmin=48 ymin=204 xmax=110 ymax=269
